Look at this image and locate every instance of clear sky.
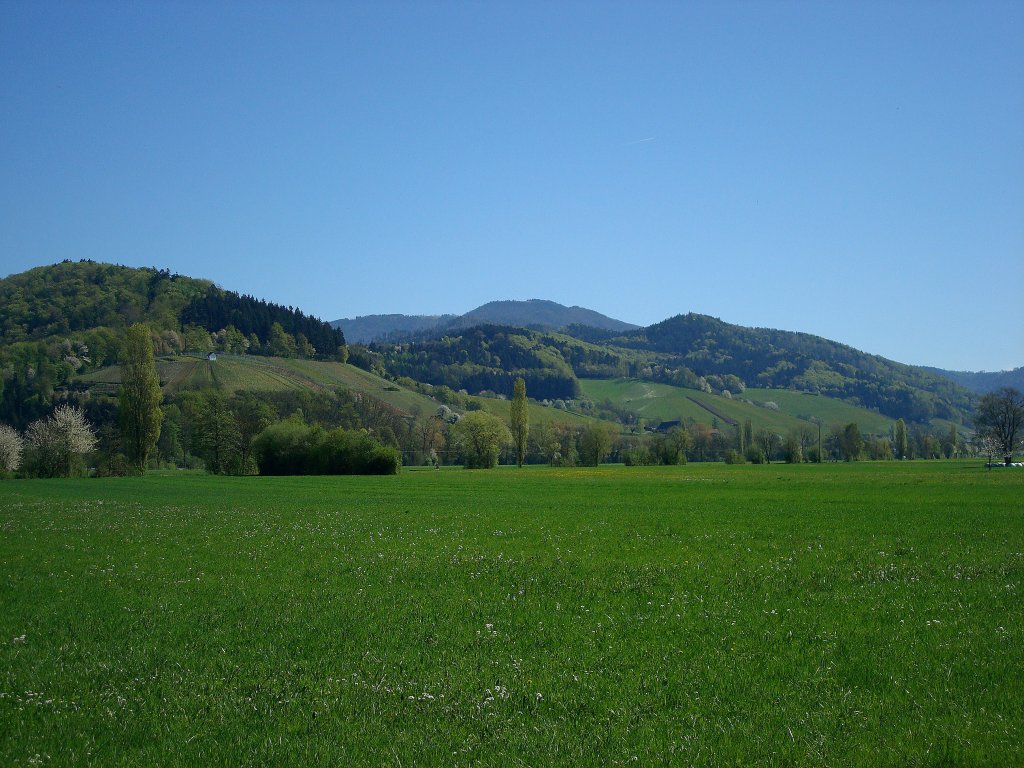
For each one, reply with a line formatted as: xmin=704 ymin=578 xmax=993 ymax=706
xmin=2 ymin=1 xmax=1022 ymax=371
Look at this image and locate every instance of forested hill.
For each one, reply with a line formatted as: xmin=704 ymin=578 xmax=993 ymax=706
xmin=0 ymin=261 xmax=344 ymax=353
xmin=335 ymin=299 xmax=638 ymax=343
xmin=369 ymin=325 xmax=588 ymax=401
xmin=333 ymin=313 xmax=457 ymax=344
xmin=922 ymin=366 xmax=1024 ymax=395
xmin=459 ymin=300 xmax=639 ymax=333
xmin=612 ymin=313 xmax=974 ymax=422
xmin=0 ymin=261 xmax=345 ymax=426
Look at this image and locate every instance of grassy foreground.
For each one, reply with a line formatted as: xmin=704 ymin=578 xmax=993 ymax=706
xmin=1 ymin=463 xmax=1021 ymax=766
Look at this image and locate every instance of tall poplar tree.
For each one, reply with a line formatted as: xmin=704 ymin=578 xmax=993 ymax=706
xmin=894 ymin=418 xmax=909 ymax=460
xmin=119 ymin=324 xmax=164 ymax=472
xmin=510 ymin=377 xmax=529 ymax=468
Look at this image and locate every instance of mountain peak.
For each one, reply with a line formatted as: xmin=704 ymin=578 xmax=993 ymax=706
xmin=334 ymin=299 xmax=638 ymax=343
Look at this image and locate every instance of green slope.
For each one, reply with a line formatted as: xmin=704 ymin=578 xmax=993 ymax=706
xmin=581 ymin=378 xmax=894 ymax=434
xmin=78 ymin=353 xmax=597 ymax=427
xmin=78 ymin=354 xmax=441 ymax=414
xmin=469 ymin=396 xmax=599 ymax=427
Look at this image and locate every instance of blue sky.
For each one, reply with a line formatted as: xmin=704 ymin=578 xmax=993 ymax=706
xmin=2 ymin=1 xmax=1021 ymax=371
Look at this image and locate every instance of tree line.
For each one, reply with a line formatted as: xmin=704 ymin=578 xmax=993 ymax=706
xmin=0 ymin=325 xmax=395 ymax=478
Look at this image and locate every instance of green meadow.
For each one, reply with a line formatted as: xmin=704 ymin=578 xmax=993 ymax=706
xmin=1 ymin=462 xmax=1021 ymax=766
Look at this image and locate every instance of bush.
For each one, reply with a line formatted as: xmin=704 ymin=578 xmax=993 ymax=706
xmin=319 ymin=429 xmax=401 ymax=475
xmin=251 ymin=420 xmax=319 ymax=475
xmin=252 ymin=420 xmax=399 ymax=476
xmin=745 ymin=446 xmax=768 ymax=464
xmin=623 ymin=447 xmax=654 ymax=466
xmin=723 ymin=449 xmax=746 ymax=465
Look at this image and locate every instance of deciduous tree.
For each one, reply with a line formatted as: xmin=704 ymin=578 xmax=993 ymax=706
xmin=190 ymin=391 xmax=241 ymax=474
xmin=579 ymin=423 xmax=618 ymax=466
xmin=230 ymin=393 xmax=274 ymax=473
xmin=119 ymin=324 xmax=164 ymax=472
xmin=755 ymin=428 xmax=780 ymax=463
xmin=0 ymin=423 xmax=24 ymax=474
xmin=893 ymin=418 xmax=909 ymax=460
xmin=974 ymin=387 xmax=1023 ymax=466
xmin=25 ymin=404 xmax=97 ymax=477
xmin=510 ymin=378 xmax=529 ymax=467
xmin=450 ymin=411 xmax=511 ymax=469
xmin=839 ymin=423 xmax=864 ymax=462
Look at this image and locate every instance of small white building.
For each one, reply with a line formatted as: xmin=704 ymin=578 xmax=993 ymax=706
xmin=207 ymin=352 xmax=217 ymax=361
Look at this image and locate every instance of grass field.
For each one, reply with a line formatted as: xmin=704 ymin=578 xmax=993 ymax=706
xmin=2 ymin=463 xmax=1021 ymax=766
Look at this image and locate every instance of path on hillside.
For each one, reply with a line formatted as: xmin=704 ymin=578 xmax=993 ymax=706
xmin=686 ymin=395 xmax=738 ymax=426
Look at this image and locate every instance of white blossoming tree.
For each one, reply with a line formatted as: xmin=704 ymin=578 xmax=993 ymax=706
xmin=25 ymin=404 xmax=98 ymax=477
xmin=0 ymin=424 xmax=24 ymax=475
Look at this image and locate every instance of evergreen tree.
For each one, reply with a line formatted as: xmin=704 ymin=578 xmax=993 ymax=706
xmin=118 ymin=324 xmax=164 ymax=472
xmin=510 ymin=377 xmax=529 ymax=467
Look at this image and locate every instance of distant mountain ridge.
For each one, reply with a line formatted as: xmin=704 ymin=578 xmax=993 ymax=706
xmin=333 ymin=299 xmax=639 ymax=343
xmin=0 ymin=262 xmax=1003 ymax=431
xmin=922 ymin=366 xmax=1024 ymax=395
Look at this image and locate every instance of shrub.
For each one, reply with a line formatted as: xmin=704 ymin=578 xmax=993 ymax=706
xmin=723 ymin=449 xmax=746 ymax=465
xmin=745 ymin=446 xmax=768 ymax=464
xmin=251 ymin=419 xmax=318 ymax=476
xmin=623 ymin=447 xmax=654 ymax=466
xmin=252 ymin=421 xmax=399 ymax=476
xmin=319 ymin=429 xmax=401 ymax=475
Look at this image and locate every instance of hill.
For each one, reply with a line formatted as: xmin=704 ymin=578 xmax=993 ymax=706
xmin=0 ymin=261 xmax=345 ymax=426
xmin=608 ymin=313 xmax=974 ymax=423
xmin=0 ymin=261 xmax=979 ymax=440
xmin=363 ymin=314 xmax=974 ymax=426
xmin=0 ymin=260 xmax=344 ymax=353
xmin=366 ymin=324 xmax=644 ymax=402
xmin=329 ymin=313 xmax=458 ymax=344
xmin=459 ymin=300 xmax=639 ymax=334
xmin=923 ymin=366 xmax=1024 ymax=395
xmin=76 ymin=352 xmax=597 ymax=432
xmin=580 ymin=378 xmax=895 ymax=436
xmin=333 ymin=299 xmax=638 ymax=342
